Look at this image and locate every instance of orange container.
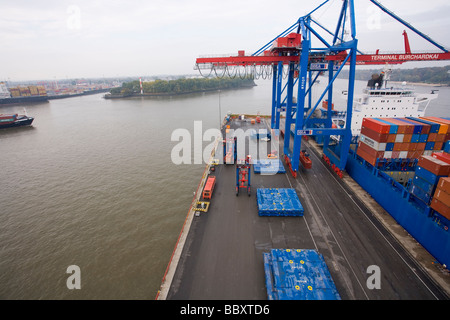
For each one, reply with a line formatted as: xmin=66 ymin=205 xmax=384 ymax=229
xmin=202 ymin=176 xmax=216 ymax=200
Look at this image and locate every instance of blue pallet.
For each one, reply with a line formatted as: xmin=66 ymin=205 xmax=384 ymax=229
xmin=257 ymin=188 xmax=304 ymax=216
xmin=253 ymin=159 xmax=286 ymax=174
xmin=264 ymin=249 xmax=341 ymax=300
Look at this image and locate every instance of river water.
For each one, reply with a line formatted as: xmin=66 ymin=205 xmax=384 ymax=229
xmin=0 ymin=78 xmax=448 ymax=299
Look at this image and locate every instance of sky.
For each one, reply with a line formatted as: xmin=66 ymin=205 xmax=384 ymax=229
xmin=1 ymin=0 xmax=449 ymax=81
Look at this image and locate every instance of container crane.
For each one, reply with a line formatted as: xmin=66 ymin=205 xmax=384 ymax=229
xmin=195 ymin=0 xmax=450 ymax=178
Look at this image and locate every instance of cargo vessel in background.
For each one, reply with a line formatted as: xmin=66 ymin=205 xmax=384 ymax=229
xmin=0 ymin=82 xmax=49 ymax=105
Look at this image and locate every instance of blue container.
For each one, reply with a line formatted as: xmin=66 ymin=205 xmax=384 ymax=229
xmin=415 ymin=166 xmax=445 ymax=185
xmin=412 ymin=175 xmax=434 ymax=195
xmin=410 ymin=184 xmax=432 ymax=204
xmin=408 ymin=117 xmax=440 ymax=133
xmin=386 ymin=142 xmax=394 ymax=151
xmin=425 ymin=141 xmax=435 ymax=150
xmin=419 ymin=134 xmax=428 ymax=143
xmin=263 ymin=249 xmax=341 ymax=300
xmin=400 ymin=118 xmax=423 ymax=134
xmin=375 ymin=118 xmax=397 ymax=134
xmin=411 ymin=134 xmax=420 ymax=143
xmin=444 ymin=140 xmax=450 ymax=153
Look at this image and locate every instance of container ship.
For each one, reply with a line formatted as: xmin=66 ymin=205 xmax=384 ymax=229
xmin=0 ymin=82 xmax=49 ymax=105
xmin=0 ymin=113 xmax=34 ymax=128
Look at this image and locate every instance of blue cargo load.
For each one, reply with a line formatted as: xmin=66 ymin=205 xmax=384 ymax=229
xmin=375 ymin=118 xmax=397 ymax=134
xmin=407 ymin=117 xmax=440 ymax=133
xmin=444 ymin=140 xmax=450 ymax=153
xmin=257 ymin=188 xmax=304 ymax=216
xmin=253 ymin=159 xmax=286 ymax=174
xmin=415 ymin=166 xmax=446 ymax=185
xmin=263 ymin=249 xmax=341 ymax=300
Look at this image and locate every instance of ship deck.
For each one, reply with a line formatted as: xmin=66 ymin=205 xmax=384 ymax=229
xmin=162 ymin=117 xmax=448 ymax=300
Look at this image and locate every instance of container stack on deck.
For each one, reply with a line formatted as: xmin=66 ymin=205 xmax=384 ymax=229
xmin=410 ymin=155 xmax=450 ymax=206
xmin=357 ymin=117 xmax=450 ymax=168
xmin=428 ymin=141 xmax=450 ymax=223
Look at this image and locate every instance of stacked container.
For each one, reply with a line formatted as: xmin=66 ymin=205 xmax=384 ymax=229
xmin=429 ymin=144 xmax=450 ymax=220
xmin=410 ymin=155 xmax=450 ymax=205
xmin=357 ymin=117 xmax=449 ymax=167
xmin=431 ymin=177 xmax=450 ymax=220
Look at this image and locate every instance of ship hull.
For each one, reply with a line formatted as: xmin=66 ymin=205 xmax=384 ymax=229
xmin=345 ymin=149 xmax=450 ymax=267
xmin=0 ymin=96 xmax=48 ymax=105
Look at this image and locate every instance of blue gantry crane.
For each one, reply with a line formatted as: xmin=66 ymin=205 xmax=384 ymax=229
xmin=195 ymin=0 xmax=450 ymax=178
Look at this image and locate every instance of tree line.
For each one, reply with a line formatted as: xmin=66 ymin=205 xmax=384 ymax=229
xmin=110 ymin=76 xmax=256 ymax=96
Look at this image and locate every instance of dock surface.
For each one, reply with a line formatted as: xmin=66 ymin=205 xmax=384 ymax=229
xmin=164 ymin=117 xmax=448 ymax=300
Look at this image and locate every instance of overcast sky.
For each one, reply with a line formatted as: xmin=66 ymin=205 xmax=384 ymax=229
xmin=1 ymin=0 xmax=449 ymax=81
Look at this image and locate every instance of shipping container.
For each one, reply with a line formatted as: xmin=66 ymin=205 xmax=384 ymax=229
xmin=375 ymin=118 xmax=398 ymax=134
xmin=412 ymin=175 xmax=436 ymax=195
xmin=417 ymin=155 xmax=450 ymax=176
xmin=383 ymin=118 xmax=409 ymax=134
xmin=395 ymin=118 xmax=415 ymax=134
xmin=406 ymin=118 xmax=430 ymax=134
xmin=385 ymin=142 xmax=394 ymax=151
xmin=434 ymin=142 xmax=443 ymax=151
xmin=358 ymin=141 xmax=384 ymax=159
xmin=359 ymin=134 xmax=386 ymax=151
xmin=362 ymin=118 xmax=390 ymax=134
xmin=425 ymin=142 xmax=435 ymax=150
xmin=431 ymin=152 xmax=450 ymax=164
xmin=430 ymin=198 xmax=450 ymax=220
xmin=356 ymin=146 xmax=378 ymax=166
xmin=387 ymin=134 xmax=396 ymax=143
xmin=437 ymin=177 xmax=450 ymax=194
xmin=402 ymin=134 xmax=412 ymax=143
xmin=411 ymin=134 xmax=420 ymax=143
xmin=428 ymin=133 xmax=437 ymax=142
xmin=408 ymin=117 xmax=440 ymax=133
xmin=415 ymin=166 xmax=447 ymax=185
xmin=398 ymin=118 xmax=423 ymax=134
xmin=360 ymin=126 xmax=388 ymax=142
xmin=202 ymin=176 xmax=216 ymax=200
xmin=434 ymin=189 xmax=450 ymax=207
xmin=420 ymin=117 xmax=449 ymax=134
xmin=410 ymin=184 xmax=432 ymax=204
xmin=445 ymin=141 xmax=450 ymax=153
